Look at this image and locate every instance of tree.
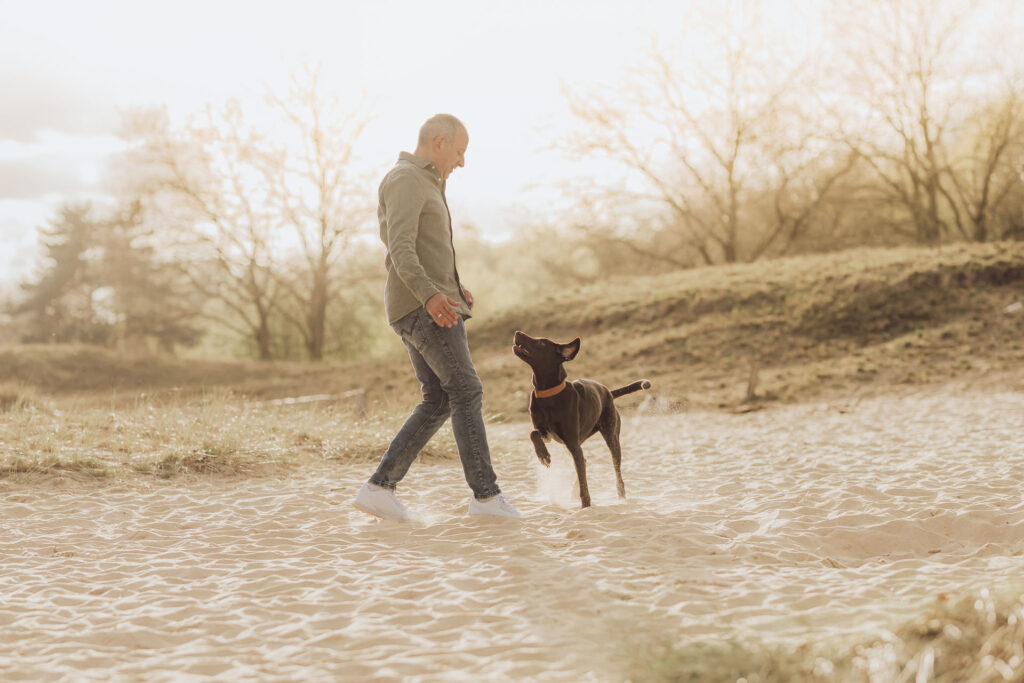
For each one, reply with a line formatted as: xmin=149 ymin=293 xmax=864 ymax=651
xmin=119 ymin=68 xmax=374 ymax=361
xmin=16 ymin=201 xmax=201 ymax=350
xmin=17 ymin=203 xmax=111 ymax=344
xmin=97 ymin=201 xmax=203 ymax=351
xmin=561 ymin=3 xmax=854 ymax=266
xmin=259 ymin=67 xmax=375 ymax=360
xmin=830 ymin=0 xmax=1024 ymax=244
xmin=121 ymin=104 xmax=283 ymax=360
xmin=944 ymin=88 xmax=1024 ymax=242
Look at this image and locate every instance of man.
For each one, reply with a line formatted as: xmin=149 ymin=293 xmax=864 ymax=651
xmin=353 ymin=114 xmax=522 ymax=521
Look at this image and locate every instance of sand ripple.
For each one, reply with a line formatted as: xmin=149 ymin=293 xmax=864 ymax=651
xmin=2 ymin=389 xmax=1023 ymax=680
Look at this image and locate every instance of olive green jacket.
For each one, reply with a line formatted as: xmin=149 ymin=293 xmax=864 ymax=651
xmin=378 ymin=152 xmax=471 ymax=325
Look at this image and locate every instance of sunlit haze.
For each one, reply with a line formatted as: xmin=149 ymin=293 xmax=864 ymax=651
xmin=0 ymin=0 xmax=811 ymax=286
xmin=1 ymin=0 xmax=1019 ymax=288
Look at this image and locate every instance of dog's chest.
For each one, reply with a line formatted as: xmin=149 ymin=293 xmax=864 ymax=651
xmin=531 ymin=406 xmax=562 ymax=443
xmin=531 ymin=410 xmax=572 ymax=445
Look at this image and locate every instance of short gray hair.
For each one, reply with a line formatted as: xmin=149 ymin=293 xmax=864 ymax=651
xmin=418 ymin=113 xmax=466 ymax=147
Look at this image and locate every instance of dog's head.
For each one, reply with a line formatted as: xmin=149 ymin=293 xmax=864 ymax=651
xmin=513 ymin=331 xmax=580 ymax=383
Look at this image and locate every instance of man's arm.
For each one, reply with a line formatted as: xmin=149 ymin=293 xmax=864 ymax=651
xmin=382 ymin=172 xmax=441 ymax=305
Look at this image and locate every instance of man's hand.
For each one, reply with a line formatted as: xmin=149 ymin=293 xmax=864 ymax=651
xmin=425 ymin=293 xmax=461 ymax=328
xmin=461 ymin=285 xmax=474 ymax=310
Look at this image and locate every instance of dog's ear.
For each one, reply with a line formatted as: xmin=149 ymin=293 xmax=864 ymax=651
xmin=560 ymin=338 xmax=581 ymax=362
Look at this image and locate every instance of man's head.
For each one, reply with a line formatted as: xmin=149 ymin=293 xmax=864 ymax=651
xmin=415 ymin=113 xmax=468 ymax=180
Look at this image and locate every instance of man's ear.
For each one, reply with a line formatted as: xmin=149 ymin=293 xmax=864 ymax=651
xmin=560 ymin=338 xmax=581 ymax=362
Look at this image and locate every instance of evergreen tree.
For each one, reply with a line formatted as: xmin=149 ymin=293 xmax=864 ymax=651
xmin=98 ymin=201 xmax=203 ymax=351
xmin=16 ymin=201 xmax=203 ymax=351
xmin=17 ymin=203 xmax=112 ymax=344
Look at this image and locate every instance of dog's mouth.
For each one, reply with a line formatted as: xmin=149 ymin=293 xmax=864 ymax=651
xmin=512 ymin=344 xmax=530 ymax=358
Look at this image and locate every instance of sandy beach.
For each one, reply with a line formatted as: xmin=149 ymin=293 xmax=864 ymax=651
xmin=3 ymin=385 xmax=1024 ymax=681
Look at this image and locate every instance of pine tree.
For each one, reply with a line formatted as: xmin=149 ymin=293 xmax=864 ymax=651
xmin=16 ymin=201 xmax=203 ymax=351
xmin=17 ymin=203 xmax=112 ymax=344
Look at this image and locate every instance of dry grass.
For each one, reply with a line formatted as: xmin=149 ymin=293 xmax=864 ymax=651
xmin=469 ymin=241 xmax=1024 ymax=413
xmin=0 ymin=391 xmax=460 ymax=481
xmin=0 ymin=381 xmax=41 ymax=414
xmin=629 ymin=588 xmax=1024 ymax=682
xmin=2 ymin=242 xmax=1022 ymax=479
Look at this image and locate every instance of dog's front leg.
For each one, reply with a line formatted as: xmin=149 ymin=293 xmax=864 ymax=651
xmin=530 ymin=430 xmax=551 ymax=467
xmin=566 ymin=442 xmax=591 ymax=508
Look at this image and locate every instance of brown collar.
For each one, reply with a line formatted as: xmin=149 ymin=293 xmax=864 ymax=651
xmin=534 ymin=381 xmax=567 ymax=399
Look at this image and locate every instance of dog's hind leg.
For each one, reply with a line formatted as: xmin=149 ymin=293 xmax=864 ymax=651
xmin=599 ymin=410 xmax=626 ymax=499
xmin=530 ymin=430 xmax=552 ymax=467
xmin=566 ymin=442 xmax=592 ymax=508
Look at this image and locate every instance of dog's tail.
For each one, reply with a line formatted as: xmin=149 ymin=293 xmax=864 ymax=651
xmin=611 ymin=379 xmax=652 ymax=399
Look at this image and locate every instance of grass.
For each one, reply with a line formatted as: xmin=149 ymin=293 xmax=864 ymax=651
xmin=0 ymin=381 xmax=41 ymax=413
xmin=469 ymin=241 xmax=1024 ymax=413
xmin=627 ymin=588 xmax=1024 ymax=682
xmin=0 ymin=391 xmax=461 ymax=481
xmin=2 ymin=241 xmax=1022 ymax=479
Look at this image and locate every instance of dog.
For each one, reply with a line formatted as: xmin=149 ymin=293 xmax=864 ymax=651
xmin=512 ymin=331 xmax=651 ymax=508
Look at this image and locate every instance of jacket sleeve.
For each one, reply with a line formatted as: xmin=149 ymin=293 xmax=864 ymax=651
xmin=381 ymin=172 xmax=441 ymax=305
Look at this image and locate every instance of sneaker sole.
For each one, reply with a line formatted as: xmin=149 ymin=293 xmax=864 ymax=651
xmin=352 ymin=500 xmax=414 ymax=522
xmin=468 ymin=509 xmax=523 ymax=518
xmin=352 ymin=501 xmax=387 ymax=519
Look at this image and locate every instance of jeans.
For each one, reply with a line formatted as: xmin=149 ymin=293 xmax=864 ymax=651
xmin=369 ymin=307 xmax=500 ymax=500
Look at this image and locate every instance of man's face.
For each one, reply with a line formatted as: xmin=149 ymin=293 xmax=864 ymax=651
xmin=435 ymin=128 xmax=468 ymax=180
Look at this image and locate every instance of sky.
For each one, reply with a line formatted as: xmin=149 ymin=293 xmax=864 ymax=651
xmin=24 ymin=0 xmax=1024 ymax=295
xmin=1 ymin=0 xmax=723 ymax=288
xmin=5 ymin=0 xmax=1021 ymax=293
xmin=13 ymin=0 xmax=855 ymax=299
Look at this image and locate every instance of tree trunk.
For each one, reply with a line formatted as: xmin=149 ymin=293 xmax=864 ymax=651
xmin=306 ymin=269 xmax=328 ymax=361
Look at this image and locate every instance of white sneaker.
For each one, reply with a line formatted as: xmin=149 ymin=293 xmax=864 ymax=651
xmin=353 ymin=483 xmax=417 ymax=522
xmin=468 ymin=494 xmax=523 ymax=518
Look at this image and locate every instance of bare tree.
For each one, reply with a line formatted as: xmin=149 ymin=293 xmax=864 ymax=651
xmin=118 ymin=70 xmax=374 ymax=361
xmin=259 ymin=67 xmax=374 ymax=360
xmin=830 ymin=0 xmax=1024 ymax=244
xmin=120 ymin=104 xmax=281 ymax=359
xmin=944 ymin=85 xmax=1024 ymax=242
xmin=561 ymin=4 xmax=853 ymax=265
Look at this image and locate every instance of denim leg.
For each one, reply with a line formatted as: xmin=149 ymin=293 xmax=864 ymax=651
xmin=369 ymin=338 xmax=451 ymax=491
xmin=370 ymin=308 xmax=500 ymax=500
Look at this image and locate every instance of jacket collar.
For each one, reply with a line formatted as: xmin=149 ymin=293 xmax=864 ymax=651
xmin=398 ymin=151 xmax=442 ymax=181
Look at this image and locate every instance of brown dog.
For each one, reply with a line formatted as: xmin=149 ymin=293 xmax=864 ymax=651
xmin=513 ymin=331 xmax=651 ymax=508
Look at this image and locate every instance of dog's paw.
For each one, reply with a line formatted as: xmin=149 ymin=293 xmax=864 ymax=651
xmin=537 ymin=453 xmax=551 ymax=467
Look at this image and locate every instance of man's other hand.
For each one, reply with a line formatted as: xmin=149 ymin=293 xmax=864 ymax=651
xmin=425 ymin=293 xmax=461 ymax=328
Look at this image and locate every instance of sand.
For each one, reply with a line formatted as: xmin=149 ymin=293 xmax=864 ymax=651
xmin=2 ymin=386 xmax=1024 ymax=681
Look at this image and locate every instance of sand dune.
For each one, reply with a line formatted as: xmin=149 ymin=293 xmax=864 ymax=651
xmin=2 ymin=387 xmax=1024 ymax=681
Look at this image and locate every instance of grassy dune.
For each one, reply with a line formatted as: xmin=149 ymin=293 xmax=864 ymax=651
xmin=2 ymin=241 xmax=1022 ymax=479
xmin=471 ymin=241 xmax=1024 ymax=414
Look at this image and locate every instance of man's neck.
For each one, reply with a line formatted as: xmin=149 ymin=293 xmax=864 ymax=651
xmin=414 ymin=147 xmax=438 ymax=168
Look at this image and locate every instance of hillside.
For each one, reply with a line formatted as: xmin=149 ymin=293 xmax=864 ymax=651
xmin=2 ymin=242 xmax=1023 ymax=418
xmin=469 ymin=241 xmax=1024 ymax=415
